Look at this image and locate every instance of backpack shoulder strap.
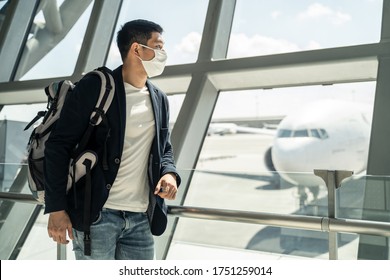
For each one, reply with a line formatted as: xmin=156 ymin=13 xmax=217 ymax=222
xmin=72 ymin=68 xmax=115 ymax=157
xmin=89 ymin=68 xmax=115 ymax=126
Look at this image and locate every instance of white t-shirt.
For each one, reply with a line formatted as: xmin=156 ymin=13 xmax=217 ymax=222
xmin=104 ymin=82 xmax=155 ymax=212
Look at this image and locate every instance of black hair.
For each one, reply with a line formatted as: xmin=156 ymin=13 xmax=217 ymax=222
xmin=116 ymin=19 xmax=163 ymax=61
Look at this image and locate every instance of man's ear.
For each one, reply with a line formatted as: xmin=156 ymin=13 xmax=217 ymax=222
xmin=130 ymin=42 xmax=141 ymax=56
xmin=130 ymin=42 xmax=140 ymax=57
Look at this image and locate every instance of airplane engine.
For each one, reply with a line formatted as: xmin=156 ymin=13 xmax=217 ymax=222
xmin=264 ymin=146 xmax=275 ymax=171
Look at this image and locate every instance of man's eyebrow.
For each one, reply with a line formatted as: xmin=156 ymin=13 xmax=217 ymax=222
xmin=154 ymin=41 xmax=164 ymax=49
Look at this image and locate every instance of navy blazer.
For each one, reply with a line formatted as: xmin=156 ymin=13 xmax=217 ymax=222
xmin=44 ymin=65 xmax=180 ymax=235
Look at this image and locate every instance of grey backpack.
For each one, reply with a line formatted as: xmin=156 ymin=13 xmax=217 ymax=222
xmin=24 ymin=67 xmax=115 ymax=203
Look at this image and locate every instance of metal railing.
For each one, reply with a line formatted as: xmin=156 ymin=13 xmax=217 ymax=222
xmin=167 ymin=205 xmax=390 ymax=238
xmin=1 ymin=170 xmax=390 ymax=260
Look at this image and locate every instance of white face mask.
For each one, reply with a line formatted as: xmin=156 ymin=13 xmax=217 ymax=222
xmin=138 ymin=44 xmax=167 ymax=78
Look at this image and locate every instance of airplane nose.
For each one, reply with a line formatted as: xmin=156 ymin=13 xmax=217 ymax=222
xmin=271 ymin=138 xmax=324 ymax=186
xmin=272 ymin=139 xmax=307 ymax=172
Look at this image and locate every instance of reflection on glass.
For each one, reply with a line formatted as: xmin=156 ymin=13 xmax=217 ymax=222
xmin=228 ymin=0 xmax=383 ymax=58
xmin=15 ymin=0 xmax=94 ymax=80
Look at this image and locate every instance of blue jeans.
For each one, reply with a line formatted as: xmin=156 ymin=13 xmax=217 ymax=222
xmin=72 ymin=208 xmax=154 ymax=260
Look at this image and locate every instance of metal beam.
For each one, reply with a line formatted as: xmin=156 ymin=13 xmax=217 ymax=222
xmin=0 ymin=0 xmax=39 ymax=82
xmin=73 ymin=0 xmax=123 ymax=75
xmin=0 ymin=42 xmax=386 ymax=105
xmin=358 ymin=0 xmax=390 ymax=260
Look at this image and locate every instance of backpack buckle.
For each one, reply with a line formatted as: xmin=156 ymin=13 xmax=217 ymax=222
xmin=90 ymin=108 xmax=104 ymax=126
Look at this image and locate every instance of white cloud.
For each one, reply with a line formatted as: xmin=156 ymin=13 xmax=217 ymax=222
xmin=172 ymin=32 xmax=321 ymax=60
xmin=174 ymin=32 xmax=201 ymax=54
xmin=168 ymin=32 xmax=202 ymax=64
xmin=106 ymin=42 xmax=122 ymax=69
xmin=298 ymin=3 xmax=332 ymax=19
xmin=228 ymin=33 xmax=300 ymax=58
xmin=298 ymin=3 xmax=351 ymax=25
xmin=271 ymin=10 xmax=282 ymax=19
xmin=305 ymin=40 xmax=321 ymax=50
xmin=332 ymin=11 xmax=352 ymax=25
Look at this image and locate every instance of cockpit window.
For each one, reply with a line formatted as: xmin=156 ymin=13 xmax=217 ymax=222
xmin=318 ymin=128 xmax=329 ymax=139
xmin=292 ymin=129 xmax=308 ymax=137
xmin=277 ymin=128 xmax=328 ymax=139
xmin=277 ymin=129 xmax=292 ymax=138
xmin=310 ymin=129 xmax=321 ymax=138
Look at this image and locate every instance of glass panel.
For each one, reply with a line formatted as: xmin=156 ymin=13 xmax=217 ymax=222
xmin=228 ymin=0 xmax=383 ymax=58
xmin=169 ymin=171 xmax=390 ymax=260
xmin=0 ymin=104 xmax=45 ymax=123
xmin=16 ymin=0 xmax=94 ymax=80
xmin=168 ymin=94 xmax=185 ymax=125
xmin=0 ymin=160 xmax=40 ymax=260
xmin=0 ymin=0 xmax=9 ymax=31
xmin=15 ymin=207 xmax=75 ymax=260
xmin=105 ymin=0 xmax=208 ymax=68
xmin=0 ymin=118 xmax=35 ymax=192
xmin=0 ymin=104 xmax=46 ymax=175
xmin=0 ymin=104 xmax=43 ymax=193
xmin=207 ymin=81 xmax=374 ymax=184
xmin=0 ymin=198 xmax=40 ymax=260
xmin=169 ymin=81 xmax=377 ymax=259
xmin=338 ymin=174 xmax=390 ymax=260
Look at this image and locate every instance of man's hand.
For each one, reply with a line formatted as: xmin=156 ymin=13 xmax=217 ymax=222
xmin=154 ymin=173 xmax=178 ymax=200
xmin=47 ymin=210 xmax=74 ymax=244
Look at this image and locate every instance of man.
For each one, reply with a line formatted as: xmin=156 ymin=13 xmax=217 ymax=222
xmin=44 ymin=19 xmax=180 ymax=260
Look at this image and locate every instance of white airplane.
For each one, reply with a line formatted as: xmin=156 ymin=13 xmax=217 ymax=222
xmin=257 ymin=99 xmax=373 ymax=187
xmin=207 ymin=122 xmax=238 ymax=135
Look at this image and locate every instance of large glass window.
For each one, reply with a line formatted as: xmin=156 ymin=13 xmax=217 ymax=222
xmin=228 ymin=0 xmax=383 ymax=58
xmin=170 ymin=81 xmax=376 ymax=259
xmin=15 ymin=0 xmax=94 ymax=80
xmin=105 ymin=0 xmax=208 ymax=68
xmin=0 ymin=104 xmax=44 ymax=192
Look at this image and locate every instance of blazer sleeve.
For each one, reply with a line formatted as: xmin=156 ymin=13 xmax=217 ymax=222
xmin=159 ymin=94 xmax=181 ymax=187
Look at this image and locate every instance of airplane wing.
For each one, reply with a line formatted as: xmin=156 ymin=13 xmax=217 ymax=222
xmin=208 ymin=122 xmax=277 ymax=136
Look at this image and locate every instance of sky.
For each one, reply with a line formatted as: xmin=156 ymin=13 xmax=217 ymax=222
xmin=0 ymin=0 xmax=383 ymax=122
